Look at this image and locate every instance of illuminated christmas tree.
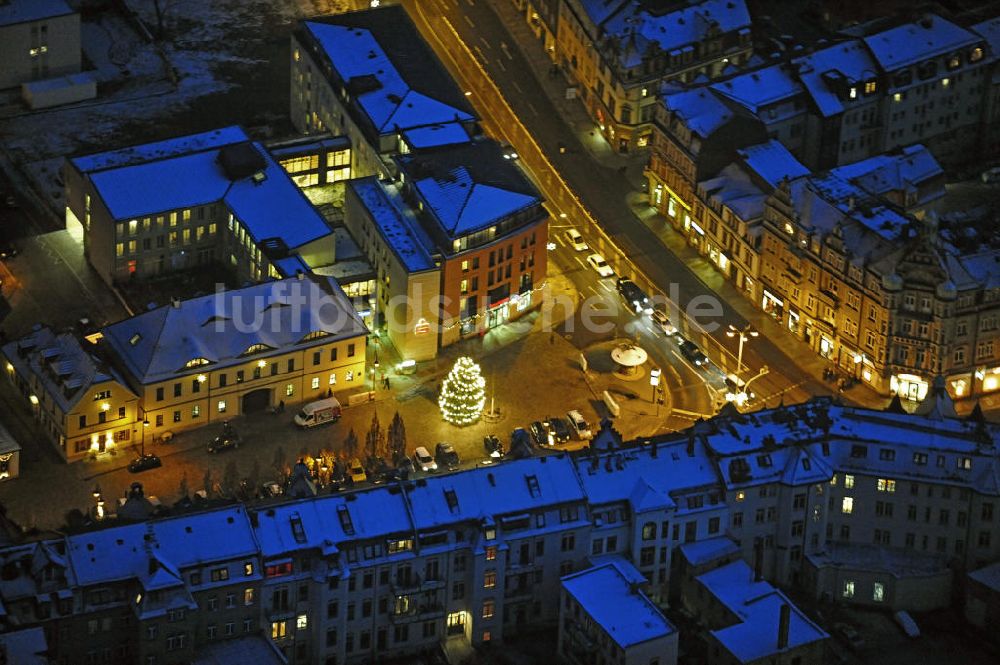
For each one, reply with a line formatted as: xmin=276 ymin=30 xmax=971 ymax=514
xmin=439 ymin=357 xmax=486 ymax=426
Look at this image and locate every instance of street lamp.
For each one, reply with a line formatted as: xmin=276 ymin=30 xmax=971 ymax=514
xmin=371 ymin=351 xmax=380 ymax=394
xmin=726 ymin=324 xmax=758 ymax=378
xmin=650 ymin=367 xmax=662 ymax=417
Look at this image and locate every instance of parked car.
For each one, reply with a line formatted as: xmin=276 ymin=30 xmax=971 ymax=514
xmin=547 ymin=416 xmax=571 ymax=443
xmin=208 ymin=423 xmax=241 ymax=453
xmin=832 ymin=623 xmax=865 ymax=651
xmin=396 ymin=456 xmax=415 ymax=478
xmin=293 ymin=397 xmax=341 ymax=428
xmin=261 ymin=481 xmax=283 ymax=498
xmin=348 ymin=458 xmax=367 ymax=484
xmin=586 ymin=253 xmax=614 ymax=278
xmin=509 ymin=428 xmax=534 ymax=458
xmin=678 ymin=339 xmax=708 ymax=366
xmin=435 ymin=442 xmax=460 ymax=469
xmin=414 ymin=446 xmax=438 ymax=473
xmin=566 ymin=410 xmax=593 ymax=439
xmin=616 ymin=278 xmax=652 ymax=314
xmin=0 ymin=240 xmax=17 ymax=260
xmin=893 ymin=611 xmax=920 ymax=638
xmin=651 ymin=308 xmax=676 ymax=335
xmin=127 ymin=453 xmax=162 ymax=473
xmin=483 ymin=435 xmax=505 ymax=461
xmin=500 ymin=143 xmax=518 ymax=160
xmin=564 ymin=228 xmax=588 ymax=252
xmin=528 ymin=420 xmax=551 ymax=446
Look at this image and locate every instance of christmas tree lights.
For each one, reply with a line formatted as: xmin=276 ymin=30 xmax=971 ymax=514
xmin=439 ymin=357 xmax=486 ymax=426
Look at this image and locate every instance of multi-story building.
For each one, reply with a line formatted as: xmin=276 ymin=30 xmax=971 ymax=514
xmin=559 ymin=559 xmax=679 ymax=665
xmin=0 ymin=0 xmax=80 ymax=89
xmin=64 ymin=126 xmax=334 ymax=287
xmin=268 ymin=135 xmax=352 ymax=190
xmin=1 ymin=397 xmax=999 ymax=661
xmin=2 ymin=326 xmax=139 ymax=462
xmin=290 ymin=6 xmax=477 ymax=179
xmin=97 ymin=275 xmax=368 ymax=441
xmin=344 ymin=140 xmax=548 ymax=357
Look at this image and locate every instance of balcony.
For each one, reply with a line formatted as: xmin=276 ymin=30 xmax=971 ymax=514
xmin=390 ymin=573 xmax=446 ymax=595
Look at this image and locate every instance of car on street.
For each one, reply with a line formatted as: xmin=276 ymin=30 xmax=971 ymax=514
xmin=396 ymin=456 xmax=415 ymax=478
xmin=128 ymin=453 xmax=162 ymax=473
xmin=616 ymin=278 xmax=652 ymax=314
xmin=678 ymin=339 xmax=708 ymax=366
xmin=414 ymin=446 xmax=438 ymax=473
xmin=564 ymin=228 xmax=588 ymax=252
xmin=500 ymin=143 xmax=518 ymax=160
xmin=586 ymin=253 xmax=614 ymax=278
xmin=483 ymin=434 xmax=505 ymax=461
xmin=528 ymin=420 xmax=550 ymax=446
xmin=566 ymin=410 xmax=593 ymax=439
xmin=832 ymin=623 xmax=865 ymax=651
xmin=207 ymin=424 xmax=241 ymax=453
xmin=547 ymin=416 xmax=571 ymax=443
xmin=651 ymin=308 xmax=677 ymax=335
xmin=348 ymin=457 xmax=367 ymax=484
xmin=0 ymin=239 xmax=17 ymax=260
xmin=261 ymin=481 xmax=283 ymax=498
xmin=435 ymin=442 xmax=460 ymax=469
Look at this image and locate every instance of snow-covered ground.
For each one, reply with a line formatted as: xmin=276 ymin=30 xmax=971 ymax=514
xmin=0 ymin=0 xmax=345 ymax=219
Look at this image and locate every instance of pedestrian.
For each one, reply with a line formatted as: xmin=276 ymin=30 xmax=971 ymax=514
xmin=278 ymin=400 xmax=285 ymax=413
xmin=550 ymin=331 xmax=555 ymax=345
xmin=384 ymin=376 xmax=391 ymax=390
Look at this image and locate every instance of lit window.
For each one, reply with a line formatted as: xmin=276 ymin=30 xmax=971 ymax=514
xmin=971 ymin=47 xmax=984 ymax=62
xmin=296 ymin=614 xmax=308 ymax=630
xmin=843 ymin=580 xmax=855 ymax=598
xmin=286 ymin=384 xmax=294 ymax=397
xmin=844 ymin=475 xmax=855 ymax=489
xmin=271 ymin=621 xmax=286 ymax=639
xmin=483 ymin=571 xmax=496 ymax=589
xmin=461 ymin=260 xmax=469 ymax=271
xmin=842 ymin=497 xmax=854 ymax=514
xmin=849 ymin=87 xmax=857 ymax=99
xmin=876 ymin=478 xmax=896 ymax=493
xmin=893 ymin=92 xmax=902 ymax=102
xmin=329 ymin=373 xmax=337 ymax=385
xmin=864 ymin=80 xmax=876 ymax=95
xmin=244 ymin=588 xmax=255 ymax=605
xmin=942 ymin=78 xmax=950 ymax=88
xmin=736 ymin=491 xmax=745 ymax=502
xmin=218 ymin=400 xmax=227 ymax=413
xmin=485 ymin=546 xmax=497 ymax=561
xmin=481 ymin=600 xmax=494 ymax=620
xmin=311 ymin=377 xmax=320 ymax=390
xmin=873 ymin=582 xmax=884 ymax=602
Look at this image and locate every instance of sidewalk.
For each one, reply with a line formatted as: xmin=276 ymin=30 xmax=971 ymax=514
xmin=488 ymin=1 xmax=894 ymax=414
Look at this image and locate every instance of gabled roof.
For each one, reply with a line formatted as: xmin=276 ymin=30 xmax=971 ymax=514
xmin=101 ymin=275 xmax=368 ymax=385
xmin=562 ymin=559 xmax=676 ymax=648
xmin=302 ymin=8 xmax=474 ymax=139
xmin=793 ymin=40 xmax=878 ymax=117
xmin=1 ymin=326 xmax=134 ymax=414
xmin=862 ymin=14 xmax=979 ymax=71
xmin=663 ymin=87 xmax=736 ymax=138
xmin=416 ymin=166 xmax=538 ymax=236
xmin=737 ymin=140 xmax=809 ymax=188
xmin=0 ymin=0 xmax=73 ymax=27
xmin=712 ymin=64 xmax=804 ymax=114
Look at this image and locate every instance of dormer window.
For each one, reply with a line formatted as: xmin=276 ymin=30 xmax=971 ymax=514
xmin=863 ymin=80 xmax=877 ymax=95
xmin=242 ymin=343 xmax=269 ymax=356
xmin=970 ymin=47 xmax=984 ymax=63
xmin=301 ymin=331 xmax=330 ymax=342
xmin=185 ymin=358 xmax=210 ymax=369
xmin=947 ymin=54 xmax=961 ymax=70
xmin=848 ymin=87 xmax=857 ymax=99
xmin=129 ymin=333 xmax=141 ymax=346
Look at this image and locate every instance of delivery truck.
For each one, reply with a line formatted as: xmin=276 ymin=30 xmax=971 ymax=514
xmin=294 ymin=397 xmax=342 ymax=428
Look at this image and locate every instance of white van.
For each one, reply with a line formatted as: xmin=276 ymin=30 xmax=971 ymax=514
xmin=293 ymin=397 xmax=342 ymax=428
xmin=564 ymin=228 xmax=588 ymax=252
xmin=566 ymin=410 xmax=592 ymax=440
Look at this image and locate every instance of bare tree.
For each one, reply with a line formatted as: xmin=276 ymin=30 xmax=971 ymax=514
xmin=178 ymin=473 xmax=189 ymax=499
xmin=202 ymin=468 xmax=214 ymax=497
xmin=273 ymin=445 xmax=287 ymax=476
xmin=248 ymin=459 xmax=261 ymax=497
xmin=366 ymin=412 xmax=384 ymax=461
xmin=388 ymin=412 xmax=407 ymax=463
xmin=343 ymin=429 xmax=359 ymax=460
xmin=222 ymin=461 xmax=239 ymax=498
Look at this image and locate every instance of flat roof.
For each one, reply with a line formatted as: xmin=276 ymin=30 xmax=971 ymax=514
xmin=348 ymin=177 xmax=437 ymax=273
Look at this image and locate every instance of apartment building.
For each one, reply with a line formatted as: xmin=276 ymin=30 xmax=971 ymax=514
xmin=95 ymin=275 xmax=368 ymax=441
xmin=2 ymin=326 xmax=139 ymax=462
xmin=290 ymin=6 xmax=477 ymax=179
xmin=344 ymin=140 xmax=548 ymax=357
xmin=0 ymin=0 xmax=81 ymax=89
xmin=556 ymin=0 xmax=753 ymax=152
xmin=65 ymin=126 xmax=334 ymax=287
xmin=268 ymin=135 xmax=352 ymax=189
xmin=559 ymin=559 xmax=679 ymax=665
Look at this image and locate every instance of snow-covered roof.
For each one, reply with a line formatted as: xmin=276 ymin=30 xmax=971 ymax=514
xmin=591 ymin=0 xmax=750 ymax=68
xmin=562 ymin=560 xmax=676 ymax=648
xmin=266 ymin=135 xmax=350 ymax=159
xmin=830 ymin=144 xmax=943 ymax=205
xmin=678 ymin=536 xmax=740 ymax=567
xmin=737 ymin=140 xmax=809 ymax=188
xmin=101 ymin=275 xmax=368 ymax=385
xmin=406 ymin=456 xmax=585 ymax=531
xmin=663 ymin=87 xmax=735 ymax=138
xmin=807 ymin=542 xmax=948 ymax=579
xmin=83 ymin=129 xmax=330 ymax=251
xmin=402 ymin=123 xmax=471 ymax=150
xmin=66 ymin=507 xmax=257 ymax=587
xmin=0 ymin=0 xmax=73 ymax=27
xmin=698 ymin=560 xmax=827 ymax=663
xmin=698 ymin=165 xmax=767 ymax=221
xmin=192 ymin=636 xmax=285 ymax=665
xmin=972 ymin=17 xmax=1000 ymax=56
xmin=1 ymin=326 xmax=134 ymax=414
xmin=0 ymin=627 xmax=48 ymax=665
xmin=793 ymin=40 xmax=878 ymax=117
xmin=70 ymin=126 xmax=248 ymax=173
xmin=712 ymin=65 xmax=803 ymax=115
xmin=577 ymin=439 xmax=717 ymax=509
xmin=396 ymin=140 xmax=543 ymax=241
xmin=302 ymin=10 xmax=474 ymax=140
xmin=968 ymin=560 xmax=1000 ymax=592
xmin=863 ymin=15 xmax=980 ymax=71
xmin=348 ymin=177 xmax=437 ymax=273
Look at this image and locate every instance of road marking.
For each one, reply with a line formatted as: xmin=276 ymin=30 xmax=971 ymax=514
xmin=479 ymin=36 xmax=490 ymax=50
xmin=574 ymin=255 xmax=588 ymax=271
xmin=597 ymin=280 xmax=613 ymax=293
xmin=527 ymin=102 xmax=539 ymax=116
xmin=464 ymin=14 xmax=475 ymax=29
xmin=497 ymin=60 xmax=506 ymax=72
xmin=512 ymin=80 xmax=523 ymax=93
xmin=473 ymin=45 xmax=488 ymax=64
xmin=500 ymin=42 xmax=513 ymax=60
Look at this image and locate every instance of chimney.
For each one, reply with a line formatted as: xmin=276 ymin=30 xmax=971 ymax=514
xmin=171 ymin=297 xmax=181 ymax=309
xmin=296 ymin=270 xmax=304 ymax=280
xmin=753 ymin=538 xmax=764 ymax=582
xmin=777 ymin=603 xmax=791 ymax=650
